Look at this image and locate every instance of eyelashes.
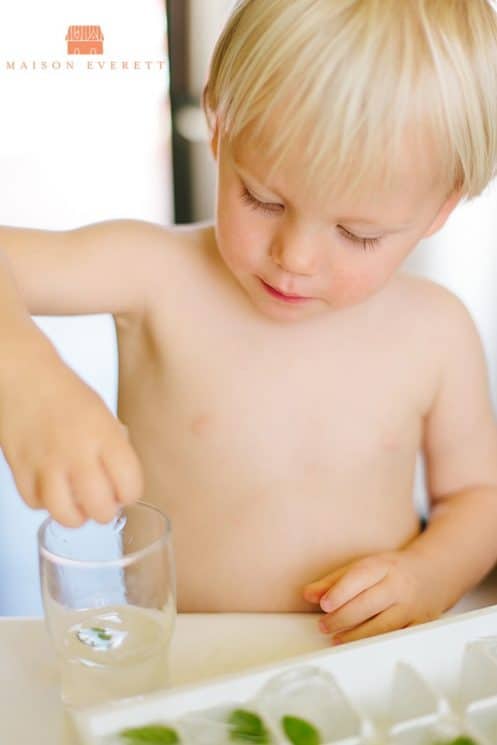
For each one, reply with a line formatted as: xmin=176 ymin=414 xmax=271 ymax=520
xmin=240 ymin=186 xmax=282 ymax=216
xmin=239 ymin=186 xmax=381 ymax=252
xmin=337 ymin=226 xmax=381 ymax=252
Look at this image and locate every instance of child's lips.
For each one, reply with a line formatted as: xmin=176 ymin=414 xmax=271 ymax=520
xmin=258 ymin=278 xmax=312 ymax=304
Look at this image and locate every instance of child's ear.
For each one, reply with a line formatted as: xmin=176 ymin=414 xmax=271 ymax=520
xmin=209 ymin=118 xmax=220 ymax=160
xmin=202 ymin=83 xmax=219 ymax=160
xmin=424 ymin=189 xmax=462 ymax=238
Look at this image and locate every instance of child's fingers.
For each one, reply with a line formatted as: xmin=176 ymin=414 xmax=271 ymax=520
xmin=100 ymin=441 xmax=144 ymax=506
xmin=69 ymin=463 xmax=119 ymax=524
xmin=39 ymin=469 xmax=86 ymax=528
xmin=319 ymin=559 xmax=389 ymax=613
xmin=303 ymin=565 xmax=349 ymax=603
xmin=332 ymin=605 xmax=407 ymax=645
xmin=318 ymin=580 xmax=393 ymax=635
xmin=12 ymin=469 xmax=40 ymax=510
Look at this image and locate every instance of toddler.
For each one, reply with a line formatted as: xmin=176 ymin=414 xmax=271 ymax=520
xmin=1 ymin=0 xmax=497 ymax=644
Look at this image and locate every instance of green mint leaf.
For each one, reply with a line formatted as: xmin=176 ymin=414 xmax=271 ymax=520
xmin=434 ymin=738 xmax=478 ymax=745
xmin=282 ymin=715 xmax=322 ymax=745
xmin=228 ymin=709 xmax=271 ymax=743
xmin=120 ymin=724 xmax=180 ymax=744
xmin=89 ymin=626 xmax=112 ymax=641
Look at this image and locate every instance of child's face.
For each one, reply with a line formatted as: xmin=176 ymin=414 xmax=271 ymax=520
xmin=212 ymin=131 xmax=460 ymax=323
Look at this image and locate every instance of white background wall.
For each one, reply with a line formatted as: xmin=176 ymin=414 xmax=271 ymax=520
xmin=0 ymin=0 xmax=172 ymax=615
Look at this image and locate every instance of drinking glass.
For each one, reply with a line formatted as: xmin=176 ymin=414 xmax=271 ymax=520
xmin=38 ymin=501 xmax=176 ymax=710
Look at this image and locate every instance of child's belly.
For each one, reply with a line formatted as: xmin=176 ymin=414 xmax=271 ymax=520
xmin=119 ymin=365 xmax=422 ymax=612
xmin=168 ymin=477 xmax=420 ymax=612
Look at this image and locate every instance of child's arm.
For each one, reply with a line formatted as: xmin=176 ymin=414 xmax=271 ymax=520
xmin=304 ymin=291 xmax=497 ymax=643
xmin=0 ymin=221 xmax=165 ymax=315
xmin=0 ymin=220 xmax=166 ymax=526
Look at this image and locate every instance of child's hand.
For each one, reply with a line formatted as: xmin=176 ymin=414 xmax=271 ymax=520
xmin=0 ymin=341 xmax=143 ymax=527
xmin=303 ymin=550 xmax=440 ymax=644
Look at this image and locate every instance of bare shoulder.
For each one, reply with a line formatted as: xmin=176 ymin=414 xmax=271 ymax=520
xmin=392 ymin=272 xmax=487 ymax=399
xmin=389 ymin=272 xmax=478 ymax=342
xmin=384 ymin=273 xmax=486 ymax=419
xmin=115 ymin=220 xmax=223 ymax=350
xmin=150 ymin=220 xmax=216 ymax=268
xmin=99 ymin=219 xmax=215 ymax=317
xmin=139 ymin=220 xmax=217 ymax=297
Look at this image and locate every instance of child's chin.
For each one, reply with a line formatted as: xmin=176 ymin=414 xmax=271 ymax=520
xmin=252 ymin=295 xmax=324 ymax=323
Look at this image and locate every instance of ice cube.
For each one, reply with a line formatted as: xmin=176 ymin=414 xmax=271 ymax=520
xmin=460 ymin=638 xmax=497 ymax=710
xmin=256 ymin=666 xmax=362 ymax=743
xmin=464 ymin=696 xmax=497 ymax=745
xmin=179 ymin=703 xmax=277 ymax=744
xmin=389 ymin=663 xmax=452 ymax=726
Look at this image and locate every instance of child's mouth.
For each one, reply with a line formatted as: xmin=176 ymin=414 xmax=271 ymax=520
xmin=258 ymin=278 xmax=312 ymax=304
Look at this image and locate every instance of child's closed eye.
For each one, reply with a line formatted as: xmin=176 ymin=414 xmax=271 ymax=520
xmin=337 ymin=226 xmax=382 ymax=252
xmin=240 ymin=187 xmax=283 ymax=216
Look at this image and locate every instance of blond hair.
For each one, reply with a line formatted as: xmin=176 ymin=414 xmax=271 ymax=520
xmin=204 ymin=0 xmax=497 ymax=201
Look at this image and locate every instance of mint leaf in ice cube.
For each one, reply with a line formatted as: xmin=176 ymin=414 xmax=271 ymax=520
xmin=228 ymin=709 xmax=271 ymax=742
xmin=120 ymin=724 xmax=180 ymax=744
xmin=282 ymin=715 xmax=321 ymax=745
xmin=90 ymin=626 xmax=112 ymax=641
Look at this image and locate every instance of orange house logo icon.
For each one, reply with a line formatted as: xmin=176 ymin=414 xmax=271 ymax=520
xmin=66 ymin=26 xmax=104 ymax=55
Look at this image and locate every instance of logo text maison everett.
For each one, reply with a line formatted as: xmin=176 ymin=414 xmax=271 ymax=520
xmin=5 ymin=60 xmax=168 ymax=71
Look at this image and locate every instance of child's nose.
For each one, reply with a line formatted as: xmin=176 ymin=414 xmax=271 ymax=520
xmin=270 ymin=228 xmax=320 ymax=276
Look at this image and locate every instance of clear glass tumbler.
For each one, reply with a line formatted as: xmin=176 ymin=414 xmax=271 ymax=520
xmin=38 ymin=501 xmax=176 ymax=710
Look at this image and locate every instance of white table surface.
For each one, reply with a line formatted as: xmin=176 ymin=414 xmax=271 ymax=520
xmin=3 ymin=570 xmax=497 ymax=745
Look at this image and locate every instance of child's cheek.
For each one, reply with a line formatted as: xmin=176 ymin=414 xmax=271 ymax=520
xmin=225 ymin=215 xmax=268 ymax=274
xmin=233 ymin=239 xmax=265 ymax=276
xmin=216 ymin=216 xmax=260 ymax=276
xmin=326 ymin=264 xmax=390 ymax=307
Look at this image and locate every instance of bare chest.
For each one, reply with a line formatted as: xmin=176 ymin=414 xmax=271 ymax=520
xmin=117 ymin=240 xmax=430 ymax=501
xmin=149 ymin=320 xmax=422 ymax=477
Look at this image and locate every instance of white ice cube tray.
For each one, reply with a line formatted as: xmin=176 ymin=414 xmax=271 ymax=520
xmin=74 ymin=604 xmax=497 ymax=745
